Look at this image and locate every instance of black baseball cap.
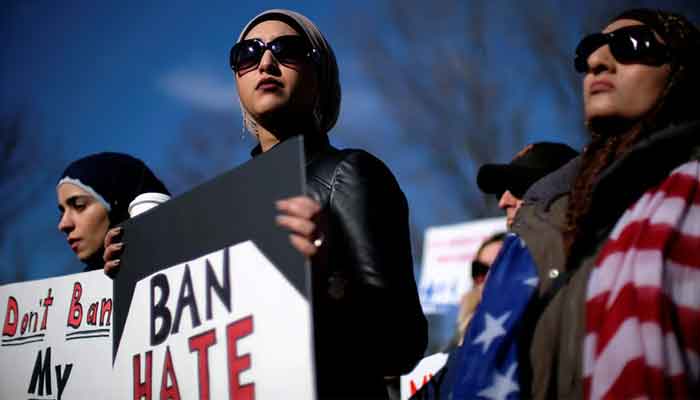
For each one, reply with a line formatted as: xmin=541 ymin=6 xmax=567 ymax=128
xmin=477 ymin=142 xmax=579 ymax=198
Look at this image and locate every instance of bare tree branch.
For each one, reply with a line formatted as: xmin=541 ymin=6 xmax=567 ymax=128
xmin=164 ymin=110 xmax=250 ymax=195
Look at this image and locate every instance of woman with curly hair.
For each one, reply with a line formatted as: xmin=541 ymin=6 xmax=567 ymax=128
xmin=527 ymin=8 xmax=700 ymax=399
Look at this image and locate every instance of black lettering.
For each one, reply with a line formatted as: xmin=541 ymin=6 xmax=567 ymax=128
xmin=56 ymin=363 xmax=73 ymax=400
xmin=205 ymin=249 xmax=230 ymax=320
xmin=172 ymin=265 xmax=201 ymax=334
xmin=27 ymin=347 xmax=52 ymax=396
xmin=150 ymin=274 xmax=171 ymax=346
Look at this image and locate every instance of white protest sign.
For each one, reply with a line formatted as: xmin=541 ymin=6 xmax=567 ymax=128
xmin=400 ymin=352 xmax=449 ymax=399
xmin=113 ymin=240 xmax=315 ymax=399
xmin=418 ymin=217 xmax=506 ymax=314
xmin=0 ymin=270 xmax=113 ymax=400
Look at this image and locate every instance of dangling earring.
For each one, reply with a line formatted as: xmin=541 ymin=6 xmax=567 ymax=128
xmin=240 ymin=118 xmax=247 ymax=140
xmin=245 ymin=114 xmax=259 ymax=140
xmin=241 ymin=112 xmax=259 ymax=141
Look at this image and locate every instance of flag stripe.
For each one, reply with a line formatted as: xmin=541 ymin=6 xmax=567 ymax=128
xmin=585 ymin=161 xmax=700 ymax=400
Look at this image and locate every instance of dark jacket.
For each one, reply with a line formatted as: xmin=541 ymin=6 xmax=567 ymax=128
xmin=515 ymin=121 xmax=700 ymax=399
xmin=258 ymin=134 xmax=428 ymax=399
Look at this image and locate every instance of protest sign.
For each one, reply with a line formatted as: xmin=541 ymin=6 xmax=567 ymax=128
xmin=0 ymin=270 xmax=113 ymax=400
xmin=400 ymin=352 xmax=449 ymax=399
xmin=418 ymin=217 xmax=506 ymax=314
xmin=112 ymin=136 xmax=315 ymax=399
xmin=112 ymin=241 xmax=314 ymax=399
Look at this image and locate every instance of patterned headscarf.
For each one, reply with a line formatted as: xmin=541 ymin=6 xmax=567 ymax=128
xmin=235 ymin=9 xmax=341 ymax=135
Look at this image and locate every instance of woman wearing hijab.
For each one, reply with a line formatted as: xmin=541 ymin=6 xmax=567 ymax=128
xmin=235 ymin=10 xmax=427 ymax=398
xmin=57 ymin=152 xmax=169 ymax=271
xmin=104 ymin=9 xmax=426 ymax=399
xmin=524 ymin=8 xmax=700 ymax=399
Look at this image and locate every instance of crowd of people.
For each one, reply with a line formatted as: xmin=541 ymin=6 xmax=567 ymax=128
xmin=52 ymin=6 xmax=700 ymax=400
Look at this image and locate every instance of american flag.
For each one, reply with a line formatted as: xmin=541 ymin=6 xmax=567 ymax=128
xmin=450 ymin=233 xmax=539 ymax=400
xmin=584 ymin=160 xmax=700 ymax=399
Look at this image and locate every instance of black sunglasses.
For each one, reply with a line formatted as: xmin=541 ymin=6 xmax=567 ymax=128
xmin=471 ymin=260 xmax=490 ymax=280
xmin=574 ymin=25 xmax=670 ymax=73
xmin=229 ymin=35 xmax=319 ymax=73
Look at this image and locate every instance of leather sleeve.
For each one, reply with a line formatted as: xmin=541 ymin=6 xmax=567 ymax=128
xmin=329 ymin=150 xmax=428 ymax=375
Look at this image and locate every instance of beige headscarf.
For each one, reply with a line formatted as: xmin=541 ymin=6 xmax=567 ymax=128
xmin=236 ymin=9 xmax=341 ymax=135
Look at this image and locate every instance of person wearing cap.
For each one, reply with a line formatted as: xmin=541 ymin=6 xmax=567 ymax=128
xmin=57 ymin=152 xmax=170 ymax=271
xmin=409 ymin=145 xmax=578 ymax=399
xmin=104 ymin=9 xmax=426 ymax=399
xmin=515 ymin=8 xmax=700 ymax=399
xmin=477 ymin=142 xmax=579 ymax=229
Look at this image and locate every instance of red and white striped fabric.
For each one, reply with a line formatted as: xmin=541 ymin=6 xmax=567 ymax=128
xmin=583 ymin=160 xmax=700 ymax=400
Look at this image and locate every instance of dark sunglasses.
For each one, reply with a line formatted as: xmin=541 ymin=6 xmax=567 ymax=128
xmin=471 ymin=260 xmax=490 ymax=280
xmin=574 ymin=25 xmax=670 ymax=73
xmin=229 ymin=35 xmax=319 ymax=73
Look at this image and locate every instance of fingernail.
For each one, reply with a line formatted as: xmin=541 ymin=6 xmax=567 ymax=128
xmin=114 ymin=259 xmax=120 ymax=266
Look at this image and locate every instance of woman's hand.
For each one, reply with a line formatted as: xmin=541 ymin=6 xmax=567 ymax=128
xmin=103 ymin=227 xmax=124 ymax=276
xmin=275 ymin=196 xmax=324 ymax=257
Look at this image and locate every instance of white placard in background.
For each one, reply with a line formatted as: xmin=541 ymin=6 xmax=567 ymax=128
xmin=418 ymin=217 xmax=506 ymax=314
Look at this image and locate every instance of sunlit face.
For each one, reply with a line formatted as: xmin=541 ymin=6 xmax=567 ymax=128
xmin=498 ymin=190 xmax=523 ymax=229
xmin=583 ymin=19 xmax=671 ymax=126
xmin=235 ymin=20 xmax=318 ymax=126
xmin=57 ymin=183 xmax=110 ymax=262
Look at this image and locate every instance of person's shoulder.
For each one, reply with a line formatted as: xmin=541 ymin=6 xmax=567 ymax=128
xmin=335 ymin=148 xmax=395 ymax=180
xmin=524 ymin=156 xmax=580 ymax=206
xmin=307 ymin=147 xmax=395 ymax=189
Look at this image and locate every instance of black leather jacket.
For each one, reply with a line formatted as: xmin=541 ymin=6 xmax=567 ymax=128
xmin=256 ymin=134 xmax=428 ymax=399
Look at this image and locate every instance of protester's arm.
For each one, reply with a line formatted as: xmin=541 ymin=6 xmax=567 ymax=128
xmin=329 ymin=150 xmax=428 ymax=375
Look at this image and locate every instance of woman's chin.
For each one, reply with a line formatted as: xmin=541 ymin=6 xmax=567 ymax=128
xmin=584 ymin=99 xmax=620 ymax=121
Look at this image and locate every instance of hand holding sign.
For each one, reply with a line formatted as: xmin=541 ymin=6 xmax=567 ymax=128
xmin=104 ymin=195 xmax=324 ymax=279
xmin=103 ymin=227 xmax=123 ymax=276
xmin=275 ymin=196 xmax=324 ymax=257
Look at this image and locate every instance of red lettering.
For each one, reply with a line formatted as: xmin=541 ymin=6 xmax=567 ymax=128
xmin=87 ymin=302 xmax=98 ymax=325
xmin=100 ymin=298 xmax=112 ymax=326
xmin=2 ymin=296 xmax=18 ymax=337
xmin=227 ymin=315 xmax=254 ymax=400
xmin=189 ymin=329 xmax=217 ymax=400
xmin=410 ymin=379 xmax=419 ymax=395
xmin=160 ymin=346 xmax=181 ymax=400
xmin=40 ymin=289 xmax=53 ymax=330
xmin=67 ymin=282 xmax=83 ymax=329
xmin=133 ymin=351 xmax=153 ymax=400
xmin=409 ymin=373 xmax=434 ymax=396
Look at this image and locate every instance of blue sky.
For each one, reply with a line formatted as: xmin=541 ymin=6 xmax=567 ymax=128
xmin=4 ymin=0 xmax=450 ymax=274
xmin=2 ymin=0 xmax=378 ymax=280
